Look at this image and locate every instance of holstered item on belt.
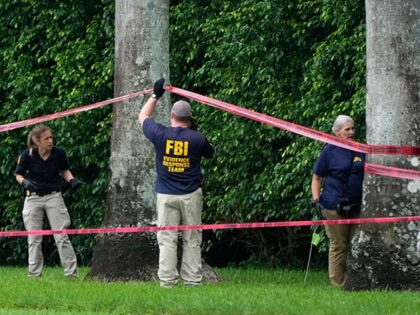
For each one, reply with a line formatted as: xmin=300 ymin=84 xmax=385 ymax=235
xmin=25 ymin=190 xmax=59 ymax=197
xmin=337 ymin=198 xmax=361 ymax=217
xmin=24 ymin=189 xmax=34 ymax=197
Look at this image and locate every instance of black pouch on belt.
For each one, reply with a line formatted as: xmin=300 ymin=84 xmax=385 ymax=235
xmin=337 ymin=198 xmax=361 ymax=217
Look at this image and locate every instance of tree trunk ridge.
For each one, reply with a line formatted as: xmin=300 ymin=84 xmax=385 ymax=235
xmin=89 ymin=0 xmax=221 ymax=283
xmin=345 ymin=0 xmax=419 ymax=291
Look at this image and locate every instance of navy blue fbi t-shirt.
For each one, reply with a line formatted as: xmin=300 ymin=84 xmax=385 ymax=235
xmin=15 ymin=147 xmax=70 ymax=192
xmin=313 ymin=144 xmax=365 ymax=210
xmin=142 ymin=118 xmax=215 ymax=195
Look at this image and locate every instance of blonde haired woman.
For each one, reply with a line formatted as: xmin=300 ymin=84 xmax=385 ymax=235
xmin=15 ymin=125 xmax=82 ymax=277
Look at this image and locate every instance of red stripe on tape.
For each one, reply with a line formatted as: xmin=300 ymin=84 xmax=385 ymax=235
xmin=1 ymin=86 xmax=418 ymax=180
xmin=0 ymin=216 xmax=418 ymax=237
xmin=166 ymin=86 xmax=420 ymax=156
xmin=0 ymin=89 xmax=152 ymax=133
xmin=365 ymin=163 xmax=420 ymax=181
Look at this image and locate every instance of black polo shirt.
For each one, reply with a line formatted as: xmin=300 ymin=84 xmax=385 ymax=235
xmin=15 ymin=146 xmax=70 ymax=192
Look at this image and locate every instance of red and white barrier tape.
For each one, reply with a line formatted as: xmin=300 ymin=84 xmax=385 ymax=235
xmin=0 ymin=88 xmax=152 ymax=133
xmin=0 ymin=216 xmax=418 ymax=237
xmin=365 ymin=163 xmax=420 ymax=181
xmin=167 ymin=86 xmax=420 ymax=156
xmin=1 ymin=86 xmax=418 ymax=180
xmin=0 ymin=88 xmax=418 ymax=238
xmin=166 ymin=86 xmax=420 ymax=180
xmin=2 ymin=86 xmax=419 ymax=156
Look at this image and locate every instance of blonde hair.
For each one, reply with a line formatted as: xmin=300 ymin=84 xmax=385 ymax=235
xmin=27 ymin=125 xmax=52 ymax=155
xmin=332 ymin=115 xmax=353 ymax=135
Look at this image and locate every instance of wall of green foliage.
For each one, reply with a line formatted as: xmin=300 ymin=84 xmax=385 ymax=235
xmin=0 ymin=0 xmax=366 ymax=268
xmin=0 ymin=0 xmax=114 ymax=265
xmin=170 ymin=0 xmax=366 ymax=266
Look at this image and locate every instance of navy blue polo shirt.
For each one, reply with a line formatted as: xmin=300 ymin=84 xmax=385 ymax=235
xmin=313 ymin=144 xmax=365 ymax=209
xmin=15 ymin=147 xmax=70 ymax=192
xmin=142 ymin=118 xmax=214 ymax=195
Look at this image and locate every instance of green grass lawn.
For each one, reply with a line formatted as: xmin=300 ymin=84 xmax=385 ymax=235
xmin=0 ymin=267 xmax=418 ymax=315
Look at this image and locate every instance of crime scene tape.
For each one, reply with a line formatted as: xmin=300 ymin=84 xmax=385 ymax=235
xmin=0 ymin=88 xmax=152 ymax=133
xmin=365 ymin=163 xmax=420 ymax=181
xmin=166 ymin=86 xmax=420 ymax=181
xmin=166 ymin=86 xmax=420 ymax=157
xmin=0 ymin=216 xmax=418 ymax=237
xmin=0 ymin=86 xmax=419 ymax=180
xmin=2 ymin=86 xmax=418 ymax=156
xmin=0 ymin=87 xmax=418 ymax=238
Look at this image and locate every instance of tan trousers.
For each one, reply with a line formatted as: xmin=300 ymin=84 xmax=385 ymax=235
xmin=322 ymin=209 xmax=358 ymax=287
xmin=22 ymin=192 xmax=78 ymax=277
xmin=156 ymin=188 xmax=203 ymax=287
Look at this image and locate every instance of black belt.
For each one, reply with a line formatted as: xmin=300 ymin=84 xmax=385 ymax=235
xmin=27 ymin=191 xmax=59 ymax=197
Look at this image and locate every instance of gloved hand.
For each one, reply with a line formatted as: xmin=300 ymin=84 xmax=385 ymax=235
xmin=69 ymin=178 xmax=84 ymax=192
xmin=22 ymin=178 xmax=38 ymax=192
xmin=153 ymin=78 xmax=165 ymax=99
xmin=312 ymin=199 xmax=324 ymax=212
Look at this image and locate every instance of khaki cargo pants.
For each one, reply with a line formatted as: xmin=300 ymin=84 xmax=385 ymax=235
xmin=322 ymin=209 xmax=358 ymax=287
xmin=156 ymin=188 xmax=203 ymax=288
xmin=22 ymin=192 xmax=78 ymax=277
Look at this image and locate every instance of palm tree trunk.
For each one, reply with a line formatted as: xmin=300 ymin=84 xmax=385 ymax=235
xmin=345 ymin=0 xmax=420 ymax=290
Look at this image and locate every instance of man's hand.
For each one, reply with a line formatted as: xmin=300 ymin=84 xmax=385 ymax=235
xmin=69 ymin=178 xmax=83 ymax=192
xmin=139 ymin=79 xmax=164 ymax=125
xmin=22 ymin=178 xmax=38 ymax=192
xmin=153 ymin=78 xmax=165 ymax=99
xmin=312 ymin=199 xmax=324 ymax=212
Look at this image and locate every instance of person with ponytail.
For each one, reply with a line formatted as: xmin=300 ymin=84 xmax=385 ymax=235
xmin=15 ymin=125 xmax=82 ymax=277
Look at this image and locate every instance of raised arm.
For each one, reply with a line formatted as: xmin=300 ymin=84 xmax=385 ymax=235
xmin=138 ymin=78 xmax=166 ymax=126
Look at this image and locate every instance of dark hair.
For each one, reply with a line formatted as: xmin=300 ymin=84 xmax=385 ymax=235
xmin=27 ymin=125 xmax=52 ymax=155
